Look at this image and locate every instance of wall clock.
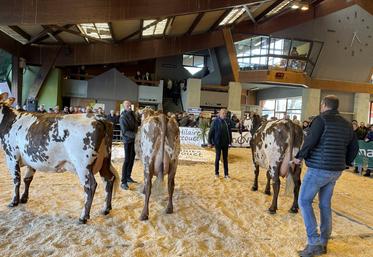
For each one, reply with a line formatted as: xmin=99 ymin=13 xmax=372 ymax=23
xmin=328 ymin=10 xmax=371 ymax=56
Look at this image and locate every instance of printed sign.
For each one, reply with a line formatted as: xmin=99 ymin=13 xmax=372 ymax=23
xmin=231 ymin=131 xmax=252 ymax=147
xmin=187 ymin=107 xmax=202 ymax=116
xmin=179 ymin=127 xmax=205 ymax=146
xmin=354 ymin=140 xmax=373 ymax=168
xmin=179 ymin=147 xmax=214 ymax=163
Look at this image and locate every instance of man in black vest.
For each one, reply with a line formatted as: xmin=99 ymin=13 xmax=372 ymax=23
xmin=120 ymin=100 xmax=139 ymax=190
xmin=293 ymin=95 xmax=358 ymax=257
xmin=208 ymin=109 xmax=232 ymax=179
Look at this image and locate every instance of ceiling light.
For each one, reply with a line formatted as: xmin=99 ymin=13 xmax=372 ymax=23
xmin=291 ymin=4 xmax=300 ymax=9
xmin=301 ymin=4 xmax=309 ymax=11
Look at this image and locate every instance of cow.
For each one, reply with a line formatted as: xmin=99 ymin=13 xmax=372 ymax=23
xmin=0 ymin=93 xmax=119 ymax=224
xmin=246 ymin=114 xmax=303 ymax=214
xmin=135 ymin=111 xmax=180 ymax=220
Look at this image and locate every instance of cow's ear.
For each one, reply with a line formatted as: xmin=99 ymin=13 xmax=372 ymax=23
xmin=0 ymin=92 xmax=9 ymax=102
xmin=4 ymin=97 xmax=15 ymax=106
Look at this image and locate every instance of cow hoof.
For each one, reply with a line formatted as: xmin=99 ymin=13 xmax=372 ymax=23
xmin=264 ymin=190 xmax=271 ymax=195
xmin=8 ymin=201 xmax=19 ymax=208
xmin=251 ymin=186 xmax=258 ymax=191
xmin=19 ymin=196 xmax=28 ymax=204
xmin=101 ymin=208 xmax=111 ymax=216
xmin=78 ymin=218 xmax=88 ymax=224
xmin=165 ymin=207 xmax=173 ymax=214
xmin=289 ymin=207 xmax=298 ymax=213
xmin=139 ymin=214 xmax=148 ymax=221
xmin=268 ymin=209 xmax=277 ymax=215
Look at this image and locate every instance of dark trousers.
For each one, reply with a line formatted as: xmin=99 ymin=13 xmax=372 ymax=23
xmin=215 ymin=145 xmax=229 ymax=176
xmin=122 ymin=142 xmax=136 ymax=183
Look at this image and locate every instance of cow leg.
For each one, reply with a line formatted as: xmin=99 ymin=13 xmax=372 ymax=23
xmin=77 ymin=170 xmax=97 ymax=224
xmin=7 ymin=161 xmax=21 ymax=207
xmin=289 ymin=164 xmax=302 ymax=213
xmin=99 ymin=160 xmax=115 ymax=215
xmin=264 ymin=170 xmax=271 ymax=195
xmin=20 ymin=166 xmax=36 ymax=204
xmin=251 ymin=164 xmax=260 ymax=191
xmin=166 ymin=161 xmax=177 ymax=214
xmin=140 ymin=165 xmax=153 ymax=221
xmin=269 ymin=173 xmax=280 ymax=214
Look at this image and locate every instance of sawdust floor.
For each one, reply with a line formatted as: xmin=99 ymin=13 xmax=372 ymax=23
xmin=0 ymin=148 xmax=372 ymax=257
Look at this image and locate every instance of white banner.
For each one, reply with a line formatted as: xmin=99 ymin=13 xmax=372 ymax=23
xmin=179 ymin=127 xmax=205 ymax=146
xmin=179 ymin=146 xmax=215 ymax=163
xmin=231 ymin=131 xmax=252 ymax=147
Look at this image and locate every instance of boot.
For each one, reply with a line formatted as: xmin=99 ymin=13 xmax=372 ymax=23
xmin=298 ymin=244 xmax=326 ymax=257
xmin=364 ymin=169 xmax=371 ymax=177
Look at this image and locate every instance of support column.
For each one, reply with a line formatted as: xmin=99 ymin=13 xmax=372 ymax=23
xmin=301 ymin=88 xmax=321 ymax=121
xmin=228 ymin=81 xmax=242 ymax=117
xmin=11 ymin=55 xmax=23 ymax=105
xmin=183 ymin=78 xmax=201 ymax=110
xmin=353 ymin=93 xmax=370 ymax=123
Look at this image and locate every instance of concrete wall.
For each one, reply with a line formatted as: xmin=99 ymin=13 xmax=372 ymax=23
xmin=320 ymin=90 xmax=355 ymax=121
xmin=200 ymin=91 xmax=228 ymax=107
xmin=256 ymin=87 xmax=303 ymax=104
xmin=274 ymin=4 xmax=373 ymax=83
xmin=87 ymin=68 xmax=138 ymax=112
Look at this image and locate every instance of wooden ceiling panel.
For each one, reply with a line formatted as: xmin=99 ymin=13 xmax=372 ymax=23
xmin=17 ymin=25 xmax=44 ymax=37
xmin=58 ymin=31 xmax=86 ymax=44
xmin=111 ymin=20 xmax=141 ymax=41
xmin=168 ymin=14 xmax=198 ymax=36
xmin=192 ymin=10 xmax=226 ymax=35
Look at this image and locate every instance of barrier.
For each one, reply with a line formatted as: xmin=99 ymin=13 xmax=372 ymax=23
xmin=354 ymin=140 xmax=373 ymax=169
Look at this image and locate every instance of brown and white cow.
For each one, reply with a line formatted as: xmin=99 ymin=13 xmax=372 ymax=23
xmin=136 ymin=111 xmax=180 ymax=220
xmin=246 ymin=114 xmax=303 ymax=214
xmin=0 ymin=93 xmax=119 ymax=224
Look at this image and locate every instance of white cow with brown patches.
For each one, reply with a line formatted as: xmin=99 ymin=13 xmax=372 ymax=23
xmin=0 ymin=93 xmax=119 ymax=224
xmin=136 ymin=112 xmax=180 ymax=220
xmin=246 ymin=115 xmax=303 ymax=214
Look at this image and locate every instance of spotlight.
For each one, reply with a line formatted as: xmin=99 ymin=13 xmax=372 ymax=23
xmin=301 ymin=4 xmax=309 ymax=11
xmin=291 ymin=4 xmax=300 ymax=9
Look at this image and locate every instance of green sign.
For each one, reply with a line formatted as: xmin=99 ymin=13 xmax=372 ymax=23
xmin=354 ymin=140 xmax=373 ymax=169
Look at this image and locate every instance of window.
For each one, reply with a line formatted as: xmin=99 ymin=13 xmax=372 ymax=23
xmin=235 ymin=35 xmax=322 ymax=75
xmin=266 ymin=0 xmax=292 ymax=17
xmin=260 ymin=96 xmax=302 ymax=120
xmin=78 ymin=23 xmax=112 ymax=40
xmin=182 ymin=54 xmax=205 ymax=75
xmin=219 ymin=8 xmax=246 ymax=26
xmin=142 ymin=19 xmax=168 ymax=37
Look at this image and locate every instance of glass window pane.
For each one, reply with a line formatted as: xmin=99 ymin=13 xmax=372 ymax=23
xmin=182 ymin=55 xmax=193 ymax=66
xmin=194 ymin=56 xmax=204 ymax=67
xmin=275 ymin=99 xmax=287 ymax=112
xmin=290 ymin=40 xmax=311 ymax=58
xmin=268 ymin=57 xmax=287 ymax=69
xmin=288 ymin=59 xmax=307 ymax=72
xmin=235 ymin=40 xmax=251 ymax=57
xmin=275 ymin=112 xmax=285 ymax=119
xmin=269 ymin=38 xmax=291 ymax=55
xmin=309 ymin=41 xmax=322 ymax=64
xmin=261 ymin=100 xmax=275 ymax=110
xmin=305 ymin=63 xmax=314 ymax=76
xmin=251 ymin=37 xmax=262 ymax=56
xmin=287 ymin=97 xmax=302 ymax=110
xmin=262 ymin=110 xmax=274 ymax=119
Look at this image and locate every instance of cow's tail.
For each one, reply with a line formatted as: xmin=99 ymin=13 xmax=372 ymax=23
xmin=153 ymin=114 xmax=168 ymax=197
xmin=285 ymin=121 xmax=295 ymax=196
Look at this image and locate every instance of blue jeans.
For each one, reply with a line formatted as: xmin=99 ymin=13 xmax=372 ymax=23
xmin=298 ymin=168 xmax=342 ymax=246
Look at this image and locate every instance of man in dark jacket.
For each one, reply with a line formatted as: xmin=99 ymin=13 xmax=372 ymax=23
xmin=120 ymin=100 xmax=139 ymax=190
xmin=293 ymin=95 xmax=359 ymax=257
xmin=208 ymin=109 xmax=232 ymax=179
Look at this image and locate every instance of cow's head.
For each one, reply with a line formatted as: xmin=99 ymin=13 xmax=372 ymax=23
xmin=244 ymin=113 xmax=262 ymax=136
xmin=0 ymin=92 xmax=16 ymax=123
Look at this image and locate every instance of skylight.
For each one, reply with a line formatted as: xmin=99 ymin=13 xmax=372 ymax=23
xmin=142 ymin=19 xmax=168 ymax=36
xmin=219 ymin=8 xmax=246 ymax=26
xmin=78 ymin=23 xmax=112 ymax=40
xmin=266 ymin=0 xmax=292 ymax=17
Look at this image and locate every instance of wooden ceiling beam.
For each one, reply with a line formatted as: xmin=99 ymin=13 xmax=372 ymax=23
xmin=42 ymin=25 xmax=65 ymax=44
xmin=254 ymin=0 xmax=284 ymax=22
xmin=0 ymin=0 xmax=260 ymax=25
xmin=9 ymin=25 xmax=31 ymax=41
xmin=51 ymin=25 xmax=111 ymax=44
xmin=186 ymin=13 xmax=204 ymax=35
xmin=208 ymin=9 xmax=231 ymax=32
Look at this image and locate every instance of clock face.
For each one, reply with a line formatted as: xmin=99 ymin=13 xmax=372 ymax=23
xmin=328 ymin=10 xmax=372 ymax=56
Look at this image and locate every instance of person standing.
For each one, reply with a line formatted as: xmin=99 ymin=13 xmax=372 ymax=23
xmin=208 ymin=109 xmax=232 ymax=179
xmin=120 ymin=100 xmax=139 ymax=190
xmin=293 ymin=95 xmax=358 ymax=257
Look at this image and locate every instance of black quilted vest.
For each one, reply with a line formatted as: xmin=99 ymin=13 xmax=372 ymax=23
xmin=305 ymin=110 xmax=353 ymax=171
